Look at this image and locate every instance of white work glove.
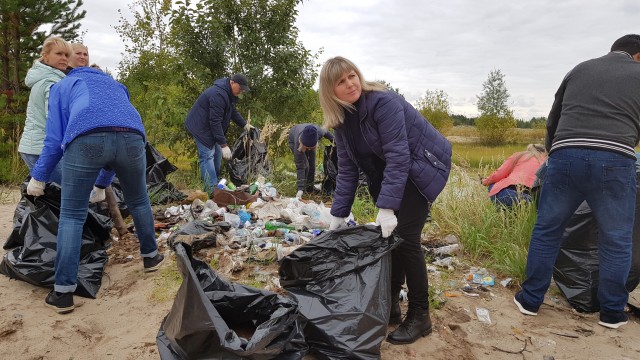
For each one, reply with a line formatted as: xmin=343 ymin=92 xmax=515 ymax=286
xmin=89 ymin=186 xmax=106 ymax=203
xmin=296 ymin=190 xmax=303 ymax=199
xmin=329 ymin=216 xmax=346 ymax=230
xmin=27 ymin=178 xmax=45 ymax=197
xmin=376 ymin=208 xmax=398 ymax=237
xmin=244 ymin=123 xmax=254 ymax=132
xmin=221 ymin=146 xmax=232 ymax=160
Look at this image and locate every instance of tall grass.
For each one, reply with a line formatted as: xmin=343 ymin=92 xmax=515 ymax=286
xmin=429 ymin=164 xmax=536 ymax=281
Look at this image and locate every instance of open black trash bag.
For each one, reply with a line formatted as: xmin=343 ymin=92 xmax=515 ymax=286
xmin=553 ymin=166 xmax=640 ymax=312
xmin=166 ymin=219 xmax=231 ymax=251
xmin=157 ymin=242 xmax=308 ymax=360
xmin=321 ymin=145 xmax=338 ymax=195
xmin=228 ymin=127 xmax=271 ymax=186
xmin=279 ymin=225 xmax=401 ymax=360
xmin=0 ymin=182 xmax=110 ymax=298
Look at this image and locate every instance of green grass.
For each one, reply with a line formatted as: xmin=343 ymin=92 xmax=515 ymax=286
xmin=429 ymin=164 xmax=536 ymax=281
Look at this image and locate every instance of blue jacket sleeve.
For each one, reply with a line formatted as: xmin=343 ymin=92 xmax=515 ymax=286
xmin=95 ymin=169 xmax=116 ymax=188
xmin=330 ymin=130 xmax=360 ymax=218
xmin=31 ymin=82 xmax=68 ymax=182
xmin=373 ymin=95 xmax=411 ymax=211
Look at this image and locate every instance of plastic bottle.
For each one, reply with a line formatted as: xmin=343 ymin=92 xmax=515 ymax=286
xmin=217 ymin=179 xmax=228 ymax=189
xmin=227 ymin=181 xmax=237 ymax=190
xmin=264 ymin=221 xmax=296 ymax=231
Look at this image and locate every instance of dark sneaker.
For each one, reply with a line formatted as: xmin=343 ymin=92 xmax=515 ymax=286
xmin=513 ymin=291 xmax=538 ymax=316
xmin=143 ymin=253 xmax=165 ymax=273
xmin=45 ymin=290 xmax=74 ymax=314
xmin=599 ymin=311 xmax=628 ymax=329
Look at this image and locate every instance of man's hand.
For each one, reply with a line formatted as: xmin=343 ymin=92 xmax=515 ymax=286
xmin=89 ymin=186 xmax=106 ymax=203
xmin=27 ymin=178 xmax=45 ymax=197
xmin=244 ymin=123 xmax=254 ymax=132
xmin=296 ymin=190 xmax=303 ymax=200
xmin=221 ymin=146 xmax=232 ymax=160
xmin=376 ymin=208 xmax=398 ymax=237
xmin=329 ymin=216 xmax=346 ymax=230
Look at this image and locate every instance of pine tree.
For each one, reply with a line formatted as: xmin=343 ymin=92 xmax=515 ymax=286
xmin=0 ymin=0 xmax=85 ymax=91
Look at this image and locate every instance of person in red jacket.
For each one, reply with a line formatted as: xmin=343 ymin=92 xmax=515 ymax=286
xmin=481 ymin=144 xmax=547 ymax=207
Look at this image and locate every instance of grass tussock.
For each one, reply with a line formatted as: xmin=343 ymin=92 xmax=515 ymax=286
xmin=429 ymin=164 xmax=536 ymax=281
xmin=150 ymin=262 xmax=182 ymax=303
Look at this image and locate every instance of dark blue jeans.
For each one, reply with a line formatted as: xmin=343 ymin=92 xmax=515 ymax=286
xmin=488 ymin=184 xmax=533 ymax=208
xmin=195 ymin=138 xmax=222 ymax=193
xmin=54 ymin=132 xmax=158 ymax=293
xmin=521 ymin=148 xmax=636 ymax=313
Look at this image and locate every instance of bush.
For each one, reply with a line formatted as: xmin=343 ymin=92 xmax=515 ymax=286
xmin=475 ymin=114 xmax=516 ymax=145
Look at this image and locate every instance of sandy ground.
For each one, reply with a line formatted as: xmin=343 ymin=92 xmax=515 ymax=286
xmin=2 ymin=188 xmax=640 ymax=360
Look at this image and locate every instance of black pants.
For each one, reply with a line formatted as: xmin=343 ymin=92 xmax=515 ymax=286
xmin=391 ymin=180 xmax=430 ymax=309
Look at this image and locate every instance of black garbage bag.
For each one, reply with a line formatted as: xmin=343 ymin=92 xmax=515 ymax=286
xmin=0 ymin=183 xmax=110 ymax=298
xmin=157 ymin=243 xmax=308 ymax=360
xmin=553 ymin=167 xmax=640 ymax=312
xmin=228 ymin=127 xmax=271 ymax=186
xmin=166 ymin=220 xmax=231 ymax=251
xmin=279 ymin=225 xmax=401 ymax=360
xmin=321 ymin=145 xmax=338 ymax=195
xmin=4 ymin=195 xmax=28 ymax=250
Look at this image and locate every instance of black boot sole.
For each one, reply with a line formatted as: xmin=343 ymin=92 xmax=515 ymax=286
xmin=386 ymin=326 xmax=432 ymax=345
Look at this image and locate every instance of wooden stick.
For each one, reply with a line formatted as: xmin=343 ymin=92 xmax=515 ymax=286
xmin=105 ymin=186 xmax=128 ymax=236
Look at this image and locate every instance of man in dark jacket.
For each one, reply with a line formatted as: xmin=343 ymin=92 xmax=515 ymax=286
xmin=514 ymin=34 xmax=640 ymax=330
xmin=287 ymin=123 xmax=334 ymax=199
xmin=185 ymin=74 xmax=252 ymax=192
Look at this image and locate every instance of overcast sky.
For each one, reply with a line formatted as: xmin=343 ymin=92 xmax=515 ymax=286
xmin=79 ymin=0 xmax=639 ymax=119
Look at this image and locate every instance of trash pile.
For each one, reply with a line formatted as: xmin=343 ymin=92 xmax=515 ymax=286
xmin=155 ymin=175 xmax=354 ymax=276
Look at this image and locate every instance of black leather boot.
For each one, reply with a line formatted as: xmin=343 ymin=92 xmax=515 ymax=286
xmin=389 ymin=292 xmax=402 ymax=325
xmin=386 ymin=306 xmax=432 ymax=345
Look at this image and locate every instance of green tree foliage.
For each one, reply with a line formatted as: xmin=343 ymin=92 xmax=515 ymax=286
xmin=451 ymin=114 xmax=475 ymax=126
xmin=114 ymin=0 xmax=198 ymax=156
xmin=0 ymin=0 xmax=85 ymax=91
xmin=475 ymin=69 xmax=515 ymax=145
xmin=170 ymin=0 xmax=319 ymax=123
xmin=415 ymin=89 xmax=453 ymax=134
xmin=515 ymin=116 xmax=546 ymax=129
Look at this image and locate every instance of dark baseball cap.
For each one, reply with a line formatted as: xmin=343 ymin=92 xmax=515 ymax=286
xmin=231 ymin=73 xmax=250 ymax=92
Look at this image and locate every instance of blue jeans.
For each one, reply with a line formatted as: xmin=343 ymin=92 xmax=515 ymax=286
xmin=520 ymin=148 xmax=636 ymax=313
xmin=488 ymin=184 xmax=532 ymax=208
xmin=54 ymin=132 xmax=158 ymax=293
xmin=195 ymin=139 xmax=221 ymax=193
xmin=20 ymin=152 xmax=62 ymax=185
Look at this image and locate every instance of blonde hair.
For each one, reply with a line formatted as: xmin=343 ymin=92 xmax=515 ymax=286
xmin=39 ymin=36 xmax=72 ymax=63
xmin=319 ymin=56 xmax=387 ymax=129
xmin=511 ymin=143 xmax=547 ymax=167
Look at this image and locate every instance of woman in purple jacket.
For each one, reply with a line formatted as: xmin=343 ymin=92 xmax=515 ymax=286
xmin=320 ymin=56 xmax=452 ymax=345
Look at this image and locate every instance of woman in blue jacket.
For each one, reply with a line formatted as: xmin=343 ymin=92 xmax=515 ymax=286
xmin=27 ymin=67 xmax=164 ymax=314
xmin=320 ymin=56 xmax=452 ymax=345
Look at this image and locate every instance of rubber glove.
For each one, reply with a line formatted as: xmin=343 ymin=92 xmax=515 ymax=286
xmin=375 ymin=208 xmax=398 ymax=237
xmin=89 ymin=186 xmax=106 ymax=203
xmin=27 ymin=178 xmax=45 ymax=197
xmin=296 ymin=190 xmax=303 ymax=199
xmin=329 ymin=216 xmax=346 ymax=230
xmin=221 ymin=146 xmax=232 ymax=160
xmin=244 ymin=123 xmax=254 ymax=132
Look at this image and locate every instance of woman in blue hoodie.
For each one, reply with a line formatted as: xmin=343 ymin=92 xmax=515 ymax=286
xmin=18 ymin=36 xmax=71 ymax=184
xmin=27 ymin=67 xmax=164 ymax=314
xmin=320 ymin=56 xmax=452 ymax=345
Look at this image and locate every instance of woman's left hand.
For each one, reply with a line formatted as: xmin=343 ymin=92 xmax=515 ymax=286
xmin=376 ymin=208 xmax=397 ymax=237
